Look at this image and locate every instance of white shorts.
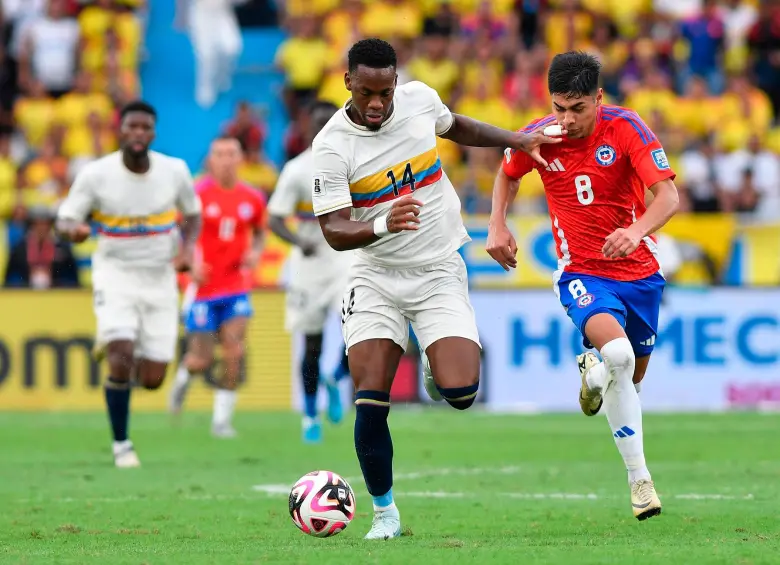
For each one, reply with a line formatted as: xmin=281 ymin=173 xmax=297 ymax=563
xmin=286 ymin=252 xmax=351 ymax=335
xmin=92 ymin=262 xmax=179 ymax=363
xmin=341 ymin=251 xmax=481 ymax=352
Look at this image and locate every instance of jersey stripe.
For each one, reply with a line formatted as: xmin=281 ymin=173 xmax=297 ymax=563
xmin=295 ymin=201 xmax=317 ymax=220
xmin=92 ymin=208 xmax=177 ymax=237
xmin=601 ymin=108 xmax=655 ymax=145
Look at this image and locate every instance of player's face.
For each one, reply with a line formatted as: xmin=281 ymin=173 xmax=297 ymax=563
xmin=209 ymin=139 xmax=243 ymax=179
xmin=551 ymin=90 xmax=602 ymax=139
xmin=120 ymin=112 xmax=155 ymax=157
xmin=345 ymin=66 xmax=397 ymax=131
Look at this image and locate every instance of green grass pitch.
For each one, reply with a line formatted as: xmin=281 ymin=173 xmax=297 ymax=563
xmin=1 ymin=410 xmax=778 ymax=564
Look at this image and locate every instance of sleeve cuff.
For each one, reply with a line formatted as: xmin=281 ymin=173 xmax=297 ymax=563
xmin=314 ymin=200 xmax=353 ymax=216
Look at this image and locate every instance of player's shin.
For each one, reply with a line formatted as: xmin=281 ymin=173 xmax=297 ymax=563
xmin=212 ymin=350 xmax=241 ymax=436
xmin=600 ymin=338 xmax=650 ymax=483
xmin=105 ymin=376 xmax=132 ymax=443
xmin=301 ymin=335 xmax=323 ymax=423
xmin=354 ymin=391 xmax=395 ymax=510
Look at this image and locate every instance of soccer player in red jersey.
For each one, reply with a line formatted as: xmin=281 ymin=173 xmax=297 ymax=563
xmin=169 ymin=136 xmax=266 ymax=437
xmin=488 ymin=52 xmax=680 ymax=520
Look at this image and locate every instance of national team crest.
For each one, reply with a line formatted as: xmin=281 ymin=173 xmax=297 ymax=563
xmin=238 ymin=202 xmax=254 ymax=219
xmin=595 ymin=145 xmax=616 ymax=166
xmin=577 ymin=293 xmax=595 ymax=308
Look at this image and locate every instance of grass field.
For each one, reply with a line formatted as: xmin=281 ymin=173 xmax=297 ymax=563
xmin=1 ymin=410 xmax=778 ymax=564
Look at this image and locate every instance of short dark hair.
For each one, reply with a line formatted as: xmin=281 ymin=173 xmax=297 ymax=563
xmin=547 ymin=51 xmax=601 ymax=98
xmin=120 ymin=100 xmax=157 ymax=120
xmin=348 ymin=38 xmax=397 ymax=73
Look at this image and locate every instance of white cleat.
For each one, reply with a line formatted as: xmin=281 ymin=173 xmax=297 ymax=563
xmin=420 ymin=351 xmax=442 ymax=402
xmin=211 ymin=423 xmax=237 ymax=439
xmin=113 ymin=442 xmax=140 ymax=468
xmin=168 ymin=377 xmax=190 ymax=416
xmin=577 ymin=352 xmax=603 ymax=416
xmin=364 ymin=506 xmax=402 ymax=540
xmin=631 ymin=479 xmax=662 ymax=521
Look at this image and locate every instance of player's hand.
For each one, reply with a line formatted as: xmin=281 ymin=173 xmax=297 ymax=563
xmin=174 ymin=247 xmax=194 ymax=273
xmin=486 ymin=221 xmax=518 ymax=271
xmin=59 ymin=222 xmax=91 ymax=243
xmin=300 ymin=242 xmax=317 ymax=257
xmin=509 ymin=129 xmax=567 ymax=168
xmin=242 ymin=249 xmax=261 ymax=269
xmin=602 ymin=227 xmax=642 ymax=259
xmin=387 ymin=196 xmax=423 ymax=233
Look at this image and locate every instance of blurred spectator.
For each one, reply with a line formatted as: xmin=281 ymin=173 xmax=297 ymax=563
xmin=223 ymin=101 xmax=265 ymax=153
xmin=275 ymin=14 xmax=329 ymax=117
xmin=323 ymin=0 xmax=364 ymax=61
xmin=679 ymin=136 xmax=727 ymax=212
xmin=408 ymin=33 xmax=459 ymax=102
xmin=423 ymin=1 xmax=458 ymax=38
xmin=237 ymin=146 xmax=278 ymax=194
xmin=716 ymin=74 xmax=773 ymax=151
xmin=0 ymin=131 xmax=16 ymax=218
xmin=678 ymin=0 xmax=725 ymax=94
xmin=3 ymin=204 xmax=79 ymax=289
xmin=12 ymin=79 xmax=55 ymax=150
xmin=18 ymin=134 xmax=70 ymax=208
xmin=460 ymin=1 xmax=509 ymax=42
xmin=462 ymin=42 xmax=505 ymax=98
xmin=178 ymin=0 xmax=244 ymax=108
xmin=62 ymin=110 xmax=118 ymax=161
xmin=456 ymin=81 xmax=515 ymax=129
xmin=18 ymin=0 xmax=81 ymax=97
xmin=545 ymin=0 xmax=593 ymax=54
xmin=748 ymin=0 xmax=780 ymax=119
xmin=719 ymin=135 xmax=780 ymax=220
xmin=451 ymin=147 xmax=503 ymax=214
xmin=584 ymin=18 xmax=627 ymax=97
xmin=676 ymin=76 xmax=720 ymax=138
xmin=360 ymin=0 xmax=422 ymax=40
xmin=718 ymin=0 xmax=757 ymax=74
xmin=514 ymin=0 xmax=542 ymax=49
xmin=503 ymin=48 xmax=548 ymax=113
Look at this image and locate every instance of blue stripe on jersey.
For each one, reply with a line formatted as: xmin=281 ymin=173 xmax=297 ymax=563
xmin=601 ymin=109 xmax=655 ymax=146
xmin=522 ymin=116 xmax=556 ymax=133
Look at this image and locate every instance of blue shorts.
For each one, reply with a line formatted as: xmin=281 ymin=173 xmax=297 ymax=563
xmin=184 ymin=293 xmax=253 ymax=334
xmin=557 ymin=271 xmax=665 ymax=357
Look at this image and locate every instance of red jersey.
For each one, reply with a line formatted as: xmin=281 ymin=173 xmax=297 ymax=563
xmin=194 ymin=177 xmax=266 ymax=300
xmin=503 ymin=105 xmax=676 ymax=282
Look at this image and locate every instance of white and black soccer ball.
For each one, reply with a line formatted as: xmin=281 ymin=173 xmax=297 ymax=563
xmin=289 ymin=470 xmax=356 ymax=537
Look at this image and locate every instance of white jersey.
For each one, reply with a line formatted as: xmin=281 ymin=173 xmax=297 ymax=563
xmin=311 ymin=81 xmax=470 ymax=269
xmin=57 ymin=150 xmax=201 ymax=269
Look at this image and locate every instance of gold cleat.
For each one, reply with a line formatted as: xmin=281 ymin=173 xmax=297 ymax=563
xmin=577 ymin=352 xmax=603 ymax=416
xmin=631 ymin=479 xmax=662 ymax=521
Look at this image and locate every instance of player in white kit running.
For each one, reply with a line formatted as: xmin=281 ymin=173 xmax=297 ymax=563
xmin=311 ymin=39 xmax=560 ymax=539
xmin=56 ymin=101 xmax=202 ymax=468
xmin=268 ymin=101 xmax=353 ymax=444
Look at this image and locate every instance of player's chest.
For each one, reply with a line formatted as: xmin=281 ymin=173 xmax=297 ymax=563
xmin=95 ymin=171 xmax=178 ymax=214
xmin=200 ymin=194 xmax=256 ymax=229
xmin=539 ymin=141 xmax=632 ymax=205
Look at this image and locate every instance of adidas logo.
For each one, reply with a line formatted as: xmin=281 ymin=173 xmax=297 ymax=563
xmin=613 ymin=426 xmax=635 ymax=438
xmin=640 ymin=336 xmax=656 ymax=347
xmin=545 ymin=158 xmax=565 ymax=172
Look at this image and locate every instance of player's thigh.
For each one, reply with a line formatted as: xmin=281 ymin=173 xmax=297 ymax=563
xmin=348 ymin=339 xmax=405 ymax=394
xmin=137 ymin=285 xmax=179 ymax=366
xmin=557 ymin=272 xmax=628 ymax=351
xmin=185 ymin=332 xmax=216 ymax=372
xmin=405 ymin=254 xmax=481 ymax=387
xmin=219 ymin=311 xmax=249 ymax=359
xmin=621 ymin=272 xmax=665 ymax=358
xmin=92 ymin=267 xmax=140 ymax=346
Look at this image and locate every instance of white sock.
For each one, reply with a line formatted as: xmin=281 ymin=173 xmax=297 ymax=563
xmin=113 ymin=439 xmax=132 ymax=453
xmin=174 ymin=363 xmax=190 ymax=387
xmin=600 ymin=338 xmax=650 ymax=484
xmin=213 ymin=389 xmax=237 ymax=427
xmin=585 ymin=361 xmax=608 ymax=392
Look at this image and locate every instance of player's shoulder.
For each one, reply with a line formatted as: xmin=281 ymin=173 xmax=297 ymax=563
xmin=600 ymin=105 xmax=655 ymax=139
xmin=395 ymin=81 xmax=443 ymax=115
xmin=312 ymin=109 xmax=351 ymax=151
xmin=238 ymin=182 xmax=267 ymax=204
xmin=77 ymin=151 xmax=121 ymax=177
xmin=150 ymin=150 xmax=191 ymax=174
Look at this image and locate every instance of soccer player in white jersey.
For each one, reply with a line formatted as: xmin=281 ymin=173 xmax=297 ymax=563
xmin=268 ymin=101 xmax=352 ymax=444
xmin=311 ymin=39 xmax=559 ymax=539
xmin=56 ymin=101 xmax=202 ymax=468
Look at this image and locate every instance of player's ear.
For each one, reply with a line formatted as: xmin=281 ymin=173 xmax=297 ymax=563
xmin=344 ymin=72 xmax=352 ymax=92
xmin=595 ymin=88 xmax=603 ymax=106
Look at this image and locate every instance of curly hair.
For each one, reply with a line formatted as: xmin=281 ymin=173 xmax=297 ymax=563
xmin=348 ymin=38 xmax=397 ymax=73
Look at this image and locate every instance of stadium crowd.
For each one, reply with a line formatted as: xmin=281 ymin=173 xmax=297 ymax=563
xmin=1 ymin=0 xmax=779 ymax=288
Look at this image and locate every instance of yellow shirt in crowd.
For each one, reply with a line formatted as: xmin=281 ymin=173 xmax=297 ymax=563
xmin=14 ymin=98 xmax=56 ymax=149
xmin=407 ymin=58 xmax=460 ymax=102
xmin=276 ymin=38 xmax=331 ymax=90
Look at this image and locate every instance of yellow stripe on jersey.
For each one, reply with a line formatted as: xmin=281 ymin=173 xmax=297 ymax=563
xmin=349 ymin=146 xmax=440 ymax=199
xmin=92 ymin=208 xmax=178 ymax=237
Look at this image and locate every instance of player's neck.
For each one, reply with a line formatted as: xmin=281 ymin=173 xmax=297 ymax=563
xmin=122 ymin=151 xmax=150 ymax=174
xmin=215 ymin=176 xmax=238 ymax=189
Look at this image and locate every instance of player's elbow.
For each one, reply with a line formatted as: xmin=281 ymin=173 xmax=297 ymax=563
xmin=321 ymin=230 xmax=349 ymax=252
xmin=267 ymin=215 xmax=286 ymax=238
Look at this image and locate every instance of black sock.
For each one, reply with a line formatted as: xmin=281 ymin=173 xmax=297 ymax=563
xmin=302 ymin=334 xmax=323 ymax=418
xmin=436 ymin=383 xmax=479 ymax=410
xmin=105 ymin=376 xmax=131 ymax=442
xmin=354 ymin=390 xmax=393 ymax=496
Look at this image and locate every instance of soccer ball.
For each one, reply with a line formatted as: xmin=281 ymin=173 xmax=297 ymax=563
xmin=288 ymin=470 xmax=356 ymax=537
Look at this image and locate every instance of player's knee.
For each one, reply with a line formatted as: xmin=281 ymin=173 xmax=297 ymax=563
xmin=107 ymin=351 xmax=134 ymax=380
xmin=184 ymin=352 xmax=212 ymax=373
xmin=600 ymin=337 xmax=635 ymax=383
xmin=221 ymin=339 xmax=244 ymax=364
xmin=141 ymin=375 xmax=165 ymax=390
xmin=437 ymin=378 xmax=480 ymax=411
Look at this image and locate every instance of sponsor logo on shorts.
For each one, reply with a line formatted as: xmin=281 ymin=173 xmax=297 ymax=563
xmin=595 ymin=144 xmax=616 ymax=166
xmin=651 ymin=148 xmax=670 ymax=170
xmin=577 ymin=293 xmax=595 ymax=308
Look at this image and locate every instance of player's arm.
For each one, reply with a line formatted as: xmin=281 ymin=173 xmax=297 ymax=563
xmin=175 ymin=161 xmax=203 ymax=269
xmin=267 ymin=164 xmax=316 ymax=256
xmin=56 ymin=168 xmax=95 ymax=243
xmin=603 ymin=116 xmax=680 ymax=259
xmin=313 ymin=142 xmax=420 ymax=251
xmin=486 ymin=149 xmax=535 ymax=271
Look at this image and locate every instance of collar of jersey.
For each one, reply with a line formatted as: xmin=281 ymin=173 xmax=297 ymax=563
xmin=341 ymin=100 xmax=396 ymax=133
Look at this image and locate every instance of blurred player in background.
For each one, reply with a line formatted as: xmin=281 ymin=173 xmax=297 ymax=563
xmin=56 ymin=101 xmax=201 ymax=468
xmin=313 ymin=38 xmax=559 ymax=539
xmin=488 ymin=51 xmax=680 ymax=520
xmin=267 ymin=100 xmax=352 ymax=445
xmin=168 ymin=136 xmax=266 ymax=438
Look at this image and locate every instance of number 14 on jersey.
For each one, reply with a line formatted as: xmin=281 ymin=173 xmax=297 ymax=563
xmin=386 ymin=162 xmax=416 ymax=197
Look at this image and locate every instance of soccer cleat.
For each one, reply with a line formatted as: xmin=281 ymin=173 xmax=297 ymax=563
xmin=302 ymin=417 xmax=322 ymax=444
xmin=631 ymin=479 xmax=662 ymax=521
xmin=113 ymin=442 xmax=140 ymax=468
xmin=420 ymin=351 xmax=442 ymax=402
xmin=364 ymin=506 xmax=402 ymax=540
xmin=323 ymin=377 xmax=344 ymax=425
xmin=211 ymin=423 xmax=237 ymax=439
xmin=577 ymin=352 xmax=603 ymax=416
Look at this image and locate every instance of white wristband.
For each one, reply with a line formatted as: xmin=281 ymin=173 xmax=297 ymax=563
xmin=373 ymin=214 xmax=390 ymax=237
